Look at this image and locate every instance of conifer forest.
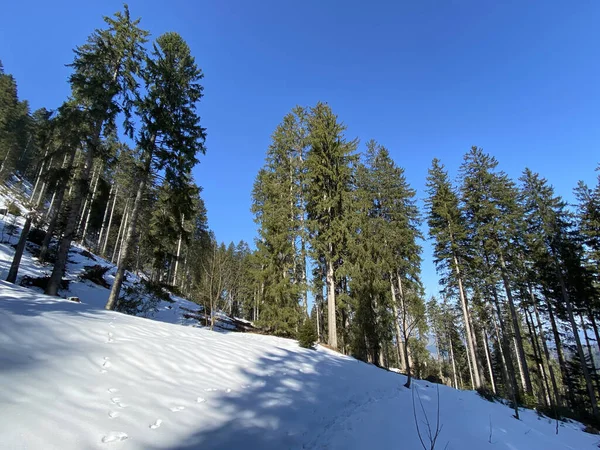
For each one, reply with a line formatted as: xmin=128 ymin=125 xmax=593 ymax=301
xmin=2 ymin=4 xmax=600 ymax=430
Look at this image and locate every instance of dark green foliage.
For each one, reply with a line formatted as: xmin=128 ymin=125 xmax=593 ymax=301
xmin=20 ymin=275 xmax=69 ymax=291
xmin=298 ymin=318 xmax=318 ymax=349
xmin=116 ymin=280 xmax=172 ymax=317
xmin=80 ymin=265 xmax=110 ymax=288
xmin=7 ymin=203 xmax=21 ymax=216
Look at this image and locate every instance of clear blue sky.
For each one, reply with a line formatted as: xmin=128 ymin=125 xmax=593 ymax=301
xmin=2 ymin=1 xmax=599 ymax=298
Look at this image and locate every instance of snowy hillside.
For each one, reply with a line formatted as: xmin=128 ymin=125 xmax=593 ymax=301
xmin=0 ymin=281 xmax=598 ymax=449
xmin=0 ymin=181 xmax=597 ymax=449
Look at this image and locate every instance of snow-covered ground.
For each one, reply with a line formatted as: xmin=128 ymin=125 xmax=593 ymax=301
xmin=0 ymin=181 xmax=598 ymax=449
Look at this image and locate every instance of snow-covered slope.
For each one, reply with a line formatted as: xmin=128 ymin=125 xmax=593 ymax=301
xmin=0 ymin=281 xmax=597 ymax=450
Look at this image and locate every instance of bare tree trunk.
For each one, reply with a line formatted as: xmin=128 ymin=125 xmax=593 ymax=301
xmin=39 ymin=148 xmax=77 ymax=261
xmin=453 ymin=251 xmax=481 ymax=388
xmin=498 ymin=250 xmax=533 ymax=396
xmin=111 ymin=199 xmax=129 ymax=263
xmin=326 ymin=250 xmax=337 ymax=349
xmin=6 ymin=213 xmax=33 ymax=283
xmin=45 ymin=147 xmax=94 ymax=296
xmin=491 ymin=284 xmax=520 ymax=419
xmin=172 ymin=214 xmax=184 ymax=286
xmin=532 ymin=299 xmax=561 ymax=408
xmin=482 ymin=329 xmax=496 ymax=394
xmin=77 ymin=163 xmax=99 ymax=236
xmin=448 ymin=332 xmax=459 ymax=389
xmin=545 ymin=295 xmax=574 ymax=408
xmin=81 ymin=165 xmax=101 ymax=244
xmin=390 ymin=274 xmax=406 ymax=371
xmin=101 ymin=186 xmax=119 ymax=256
xmin=116 ymin=207 xmax=130 ymax=265
xmin=105 ymin=154 xmax=151 ymax=311
xmin=97 ymin=185 xmax=114 ymax=254
xmin=525 ymin=306 xmax=551 ymax=407
xmin=30 ymin=149 xmax=49 ymax=202
xmin=556 ymin=266 xmax=598 ymax=417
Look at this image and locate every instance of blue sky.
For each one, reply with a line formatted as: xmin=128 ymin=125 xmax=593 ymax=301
xmin=1 ymin=1 xmax=599 ymax=298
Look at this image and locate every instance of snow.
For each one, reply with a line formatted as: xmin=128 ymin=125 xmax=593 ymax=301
xmin=0 ymin=184 xmax=598 ymax=449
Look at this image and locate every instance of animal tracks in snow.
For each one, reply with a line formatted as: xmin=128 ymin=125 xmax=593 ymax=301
xmin=111 ymin=397 xmax=127 ymax=408
xmin=169 ymin=405 xmax=185 ymax=412
xmin=108 ymin=411 xmax=120 ymax=419
xmin=149 ymin=419 xmax=163 ymax=429
xmin=101 ymin=431 xmax=128 ymax=443
xmin=196 ymin=397 xmax=206 ymax=403
xmin=106 ymin=332 xmax=114 ymax=343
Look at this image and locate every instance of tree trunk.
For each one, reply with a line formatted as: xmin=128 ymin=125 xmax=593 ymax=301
xmin=448 ymin=331 xmax=459 ymax=389
xmin=30 ymin=150 xmax=49 ymax=202
xmin=6 ymin=214 xmax=32 ymax=283
xmin=45 ymin=147 xmax=94 ymax=296
xmin=172 ymin=214 xmax=184 ymax=286
xmin=97 ymin=185 xmax=114 ymax=254
xmin=105 ymin=154 xmax=151 ymax=311
xmin=482 ymin=328 xmax=497 ymax=394
xmin=390 ymin=274 xmax=406 ymax=371
xmin=545 ymin=294 xmax=574 ymax=408
xmin=556 ymin=265 xmax=599 ymax=417
xmin=498 ymin=250 xmax=533 ymax=396
xmin=326 ymin=252 xmax=337 ymax=349
xmin=77 ymin=163 xmax=98 ymax=236
xmin=39 ymin=148 xmax=77 ymax=262
xmin=111 ymin=199 xmax=129 ymax=263
xmin=532 ymin=298 xmax=561 ymax=408
xmin=80 ymin=165 xmax=101 ymax=244
xmin=101 ymin=186 xmax=119 ymax=256
xmin=452 ymin=251 xmax=482 ymax=388
xmin=525 ymin=306 xmax=551 ymax=407
xmin=491 ymin=284 xmax=520 ymax=418
xmin=116 ymin=206 xmax=130 ymax=265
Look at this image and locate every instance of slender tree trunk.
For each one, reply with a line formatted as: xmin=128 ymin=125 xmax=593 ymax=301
xmin=111 ymin=199 xmax=129 ymax=263
xmin=491 ymin=284 xmax=520 ymax=418
xmin=326 ymin=250 xmax=337 ymax=349
xmin=525 ymin=307 xmax=550 ymax=407
xmin=172 ymin=214 xmax=184 ymax=286
xmin=101 ymin=186 xmax=119 ymax=256
xmin=81 ymin=166 xmax=101 ymax=244
xmin=448 ymin=331 xmax=459 ymax=389
xmin=30 ymin=150 xmax=49 ymax=202
xmin=39 ymin=148 xmax=77 ymax=261
xmin=45 ymin=147 xmax=94 ymax=296
xmin=105 ymin=153 xmax=151 ymax=310
xmin=545 ymin=294 xmax=574 ymax=408
xmin=498 ymin=250 xmax=533 ymax=396
xmin=6 ymin=214 xmax=32 ymax=283
xmin=78 ymin=163 xmax=98 ymax=235
xmin=116 ymin=207 xmax=130 ymax=264
xmin=580 ymin=312 xmax=600 ymax=400
xmin=588 ymin=307 xmax=600 ymax=357
xmin=556 ymin=265 xmax=599 ymax=417
xmin=482 ymin=328 xmax=497 ymax=394
xmin=390 ymin=274 xmax=406 ymax=371
xmin=452 ymin=250 xmax=481 ymax=388
xmin=97 ymin=185 xmax=114 ymax=254
xmin=532 ymin=298 xmax=561 ymax=408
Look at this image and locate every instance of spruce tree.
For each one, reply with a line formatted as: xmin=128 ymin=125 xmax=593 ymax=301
xmin=46 ymin=5 xmax=148 ymax=296
xmin=305 ymin=103 xmax=357 ymax=349
xmin=105 ymin=32 xmax=206 ymax=310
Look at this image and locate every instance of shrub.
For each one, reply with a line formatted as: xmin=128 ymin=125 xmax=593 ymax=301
xmin=476 ymin=386 xmax=500 ymax=403
xmin=80 ymin=265 xmax=110 ymax=288
xmin=20 ymin=275 xmax=70 ymax=291
xmin=80 ymin=249 xmax=97 ymax=261
xmin=298 ymin=318 xmax=317 ymax=349
xmin=7 ymin=203 xmax=21 ymax=217
xmin=27 ymin=228 xmax=46 ymax=246
xmin=116 ymin=279 xmax=172 ymax=317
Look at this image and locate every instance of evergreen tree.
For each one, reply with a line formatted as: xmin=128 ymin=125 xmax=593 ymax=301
xmin=105 ymin=32 xmax=206 ymax=310
xmin=46 ymin=5 xmax=148 ymax=296
xmin=305 ymin=102 xmax=358 ymax=349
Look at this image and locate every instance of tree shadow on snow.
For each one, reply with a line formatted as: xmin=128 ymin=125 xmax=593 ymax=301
xmin=147 ymin=344 xmax=369 ymax=450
